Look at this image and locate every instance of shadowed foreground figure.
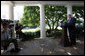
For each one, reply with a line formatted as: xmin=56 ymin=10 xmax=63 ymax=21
xmin=1 ymin=22 xmax=21 ymax=53
xmin=15 ymin=20 xmax=28 ymax=41
xmin=67 ymin=14 xmax=76 ymax=46
xmin=59 ymin=14 xmax=76 ymax=47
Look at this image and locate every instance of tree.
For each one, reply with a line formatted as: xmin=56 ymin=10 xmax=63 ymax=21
xmin=45 ymin=5 xmax=84 ymax=36
xmin=72 ymin=6 xmax=84 ymax=24
xmin=45 ymin=5 xmax=67 ymax=35
xmin=20 ymin=6 xmax=40 ymax=26
xmin=20 ymin=5 xmax=84 ymax=37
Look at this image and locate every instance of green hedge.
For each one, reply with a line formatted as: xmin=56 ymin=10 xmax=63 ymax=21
xmin=23 ymin=29 xmax=62 ymax=38
xmin=24 ymin=30 xmax=40 ymax=38
xmin=46 ymin=29 xmax=62 ymax=38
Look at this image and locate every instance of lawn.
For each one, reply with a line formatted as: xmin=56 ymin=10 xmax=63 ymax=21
xmin=21 ymin=28 xmax=40 ymax=33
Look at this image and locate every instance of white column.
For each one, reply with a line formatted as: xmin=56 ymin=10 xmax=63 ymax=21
xmin=66 ymin=4 xmax=72 ymax=37
xmin=8 ymin=4 xmax=15 ymax=39
xmin=67 ymin=4 xmax=72 ymax=15
xmin=8 ymin=5 xmax=14 ymax=20
xmin=39 ymin=4 xmax=46 ymax=39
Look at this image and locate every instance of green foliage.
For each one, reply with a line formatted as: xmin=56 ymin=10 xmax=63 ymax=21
xmin=73 ymin=6 xmax=84 ymax=18
xmin=45 ymin=5 xmax=84 ymax=37
xmin=46 ymin=29 xmax=62 ymax=37
xmin=45 ymin=5 xmax=67 ymax=37
xmin=20 ymin=5 xmax=84 ymax=38
xmin=20 ymin=6 xmax=40 ymax=26
xmin=24 ymin=29 xmax=61 ymax=38
xmin=45 ymin=5 xmax=67 ymax=27
xmin=72 ymin=6 xmax=84 ymax=24
xmin=24 ymin=30 xmax=40 ymax=38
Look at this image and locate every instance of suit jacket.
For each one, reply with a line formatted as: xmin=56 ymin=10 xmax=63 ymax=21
xmin=67 ymin=17 xmax=76 ymax=28
xmin=15 ymin=23 xmax=22 ymax=31
xmin=67 ymin=17 xmax=76 ymax=35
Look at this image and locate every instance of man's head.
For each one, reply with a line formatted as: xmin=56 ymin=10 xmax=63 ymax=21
xmin=17 ymin=20 xmax=19 ymax=23
xmin=67 ymin=14 xmax=72 ymax=19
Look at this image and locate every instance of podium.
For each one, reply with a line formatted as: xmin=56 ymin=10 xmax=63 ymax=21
xmin=60 ymin=22 xmax=70 ymax=47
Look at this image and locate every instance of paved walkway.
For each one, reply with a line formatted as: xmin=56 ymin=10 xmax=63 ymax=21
xmin=3 ymin=36 xmax=84 ymax=55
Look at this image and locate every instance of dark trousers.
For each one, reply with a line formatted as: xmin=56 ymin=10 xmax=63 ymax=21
xmin=69 ymin=29 xmax=76 ymax=45
xmin=16 ymin=31 xmax=23 ymax=38
xmin=1 ymin=39 xmax=19 ymax=50
xmin=69 ymin=34 xmax=76 ymax=45
xmin=16 ymin=31 xmax=27 ymax=40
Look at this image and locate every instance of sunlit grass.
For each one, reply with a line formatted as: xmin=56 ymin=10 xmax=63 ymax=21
xmin=57 ymin=26 xmax=62 ymax=30
xmin=21 ymin=28 xmax=40 ymax=33
xmin=21 ymin=26 xmax=62 ymax=33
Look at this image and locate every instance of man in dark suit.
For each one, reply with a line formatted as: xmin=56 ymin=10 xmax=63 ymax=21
xmin=15 ymin=20 xmax=23 ymax=39
xmin=15 ymin=20 xmax=27 ymax=41
xmin=15 ymin=20 xmax=22 ymax=31
xmin=67 ymin=14 xmax=76 ymax=46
